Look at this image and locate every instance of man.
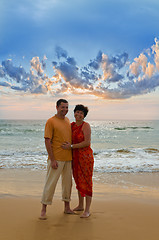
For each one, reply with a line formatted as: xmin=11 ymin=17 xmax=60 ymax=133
xmin=40 ymin=99 xmax=74 ymax=219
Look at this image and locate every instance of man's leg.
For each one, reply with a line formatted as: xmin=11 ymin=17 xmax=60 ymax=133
xmin=61 ymin=161 xmax=74 ymax=214
xmin=40 ymin=160 xmax=63 ymax=218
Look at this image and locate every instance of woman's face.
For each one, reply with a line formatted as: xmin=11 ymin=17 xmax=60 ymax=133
xmin=74 ymin=110 xmax=84 ymax=121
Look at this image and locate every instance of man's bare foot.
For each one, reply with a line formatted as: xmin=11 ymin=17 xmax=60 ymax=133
xmin=39 ymin=215 xmax=47 ymax=220
xmin=64 ymin=209 xmax=75 ymax=214
xmin=39 ymin=211 xmax=47 ymax=220
xmin=80 ymin=212 xmax=91 ymax=218
xmin=39 ymin=204 xmax=47 ymax=220
xmin=73 ymin=206 xmax=84 ymax=211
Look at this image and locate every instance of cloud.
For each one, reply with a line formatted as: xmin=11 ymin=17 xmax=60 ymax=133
xmin=1 ymin=38 xmax=159 ymax=99
xmin=129 ymin=53 xmax=147 ymax=77
xmin=55 ymin=46 xmax=68 ymax=59
xmin=145 ymin=62 xmax=155 ymax=78
xmin=30 ymin=56 xmax=47 ymax=76
xmin=88 ymin=51 xmax=102 ymax=70
xmin=0 ymin=58 xmax=50 ymax=94
xmin=0 ymin=65 xmax=5 ymax=78
xmin=0 ymin=81 xmax=11 ymax=87
xmin=152 ymin=38 xmax=159 ymax=71
xmin=2 ymin=59 xmax=28 ymax=83
xmin=100 ymin=53 xmax=124 ymax=83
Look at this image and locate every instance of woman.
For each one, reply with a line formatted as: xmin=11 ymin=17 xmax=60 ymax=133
xmin=62 ymin=104 xmax=94 ymax=218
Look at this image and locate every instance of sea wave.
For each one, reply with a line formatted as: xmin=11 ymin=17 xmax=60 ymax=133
xmin=0 ymin=147 xmax=158 ymax=173
xmin=0 ymin=119 xmax=159 ymax=173
xmin=0 ymin=128 xmax=43 ymax=136
xmin=93 ymin=148 xmax=159 ymax=173
xmin=144 ymin=148 xmax=159 ymax=153
xmin=114 ymin=126 xmax=153 ymax=131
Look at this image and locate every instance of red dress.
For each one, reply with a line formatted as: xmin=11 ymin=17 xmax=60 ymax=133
xmin=71 ymin=122 xmax=94 ymax=197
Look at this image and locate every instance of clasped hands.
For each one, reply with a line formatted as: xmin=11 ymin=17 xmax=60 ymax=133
xmin=61 ymin=142 xmax=71 ymax=150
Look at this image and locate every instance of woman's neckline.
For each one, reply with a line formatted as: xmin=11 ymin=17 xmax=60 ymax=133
xmin=75 ymin=121 xmax=84 ymax=126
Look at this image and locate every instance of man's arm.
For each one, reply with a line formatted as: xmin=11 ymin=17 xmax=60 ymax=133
xmin=45 ymin=138 xmax=58 ymax=169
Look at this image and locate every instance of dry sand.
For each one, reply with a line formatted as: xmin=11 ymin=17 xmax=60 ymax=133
xmin=1 ymin=169 xmax=159 ymax=240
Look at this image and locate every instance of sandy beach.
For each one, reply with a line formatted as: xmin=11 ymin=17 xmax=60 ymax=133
xmin=1 ymin=169 xmax=159 ymax=240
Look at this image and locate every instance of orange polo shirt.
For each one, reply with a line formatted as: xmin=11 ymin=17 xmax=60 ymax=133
xmin=44 ymin=115 xmax=72 ymax=161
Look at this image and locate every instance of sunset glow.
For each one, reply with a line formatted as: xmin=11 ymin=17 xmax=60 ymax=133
xmin=0 ymin=0 xmax=159 ymax=119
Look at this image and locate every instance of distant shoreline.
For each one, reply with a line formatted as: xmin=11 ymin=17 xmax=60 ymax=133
xmin=0 ymin=119 xmax=159 ymax=121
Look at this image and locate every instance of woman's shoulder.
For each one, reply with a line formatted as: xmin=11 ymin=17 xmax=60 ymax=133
xmin=82 ymin=121 xmax=91 ymax=129
xmin=83 ymin=121 xmax=90 ymax=126
xmin=71 ymin=122 xmax=75 ymax=126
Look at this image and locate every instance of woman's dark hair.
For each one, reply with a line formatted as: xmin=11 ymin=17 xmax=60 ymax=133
xmin=74 ymin=104 xmax=89 ymax=118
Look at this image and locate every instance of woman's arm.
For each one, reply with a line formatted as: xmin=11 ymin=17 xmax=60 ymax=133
xmin=62 ymin=122 xmax=91 ymax=149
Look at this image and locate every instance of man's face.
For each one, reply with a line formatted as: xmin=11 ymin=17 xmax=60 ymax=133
xmin=57 ymin=102 xmax=68 ymax=117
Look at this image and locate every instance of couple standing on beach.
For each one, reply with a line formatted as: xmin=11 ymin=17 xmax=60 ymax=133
xmin=40 ymin=99 xmax=94 ymax=219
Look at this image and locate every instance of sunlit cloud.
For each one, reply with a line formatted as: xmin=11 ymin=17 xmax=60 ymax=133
xmin=1 ymin=38 xmax=159 ymax=99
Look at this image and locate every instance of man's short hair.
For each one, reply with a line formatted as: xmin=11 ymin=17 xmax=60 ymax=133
xmin=56 ymin=99 xmax=68 ymax=107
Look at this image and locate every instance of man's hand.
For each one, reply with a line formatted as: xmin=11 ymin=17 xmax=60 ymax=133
xmin=45 ymin=138 xmax=58 ymax=169
xmin=61 ymin=142 xmax=71 ymax=150
xmin=51 ymin=160 xmax=58 ymax=169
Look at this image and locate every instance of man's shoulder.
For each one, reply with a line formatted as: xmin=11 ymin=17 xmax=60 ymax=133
xmin=65 ymin=117 xmax=70 ymax=123
xmin=46 ymin=116 xmax=55 ymax=122
xmin=45 ymin=116 xmax=55 ymax=127
xmin=46 ymin=116 xmax=70 ymax=126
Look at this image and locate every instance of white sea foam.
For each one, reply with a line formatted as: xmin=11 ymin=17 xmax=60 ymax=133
xmin=94 ymin=148 xmax=159 ymax=173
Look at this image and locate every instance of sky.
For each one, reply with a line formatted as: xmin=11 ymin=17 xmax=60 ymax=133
xmin=0 ymin=0 xmax=159 ymax=120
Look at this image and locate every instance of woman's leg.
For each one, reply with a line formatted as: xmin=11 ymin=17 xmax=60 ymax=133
xmin=80 ymin=195 xmax=92 ymax=218
xmin=73 ymin=190 xmax=84 ymax=211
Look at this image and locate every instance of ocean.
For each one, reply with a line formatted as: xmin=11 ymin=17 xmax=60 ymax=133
xmin=0 ymin=119 xmax=159 ymax=173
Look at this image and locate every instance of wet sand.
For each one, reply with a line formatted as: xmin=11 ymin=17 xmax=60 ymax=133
xmin=1 ymin=169 xmax=159 ymax=240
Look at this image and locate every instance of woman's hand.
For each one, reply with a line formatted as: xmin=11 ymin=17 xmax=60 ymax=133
xmin=61 ymin=142 xmax=71 ymax=150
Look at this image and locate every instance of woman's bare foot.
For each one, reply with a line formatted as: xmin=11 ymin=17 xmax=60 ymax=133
xmin=73 ymin=206 xmax=84 ymax=211
xmin=80 ymin=212 xmax=91 ymax=218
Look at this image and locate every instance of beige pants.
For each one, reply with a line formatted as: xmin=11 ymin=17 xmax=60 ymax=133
xmin=41 ymin=160 xmax=72 ymax=205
